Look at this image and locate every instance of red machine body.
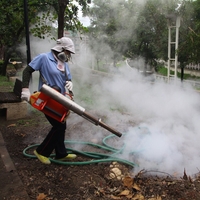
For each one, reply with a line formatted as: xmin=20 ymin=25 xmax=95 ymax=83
xmin=30 ymin=91 xmax=70 ymax=123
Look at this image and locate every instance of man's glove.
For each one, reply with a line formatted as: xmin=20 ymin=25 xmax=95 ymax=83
xmin=21 ymin=88 xmax=31 ymax=102
xmin=65 ymin=81 xmax=73 ymax=91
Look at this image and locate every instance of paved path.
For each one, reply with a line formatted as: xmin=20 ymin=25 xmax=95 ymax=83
xmin=0 ymin=131 xmax=30 ymax=200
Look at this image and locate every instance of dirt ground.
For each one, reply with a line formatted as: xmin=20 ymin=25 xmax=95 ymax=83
xmin=1 ymin=106 xmax=200 ymax=200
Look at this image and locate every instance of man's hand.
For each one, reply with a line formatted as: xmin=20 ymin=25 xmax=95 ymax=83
xmin=21 ymin=88 xmax=31 ymax=101
xmin=65 ymin=81 xmax=73 ymax=91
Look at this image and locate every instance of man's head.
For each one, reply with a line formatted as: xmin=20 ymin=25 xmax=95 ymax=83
xmin=51 ymin=37 xmax=75 ymax=54
xmin=51 ymin=37 xmax=75 ymax=62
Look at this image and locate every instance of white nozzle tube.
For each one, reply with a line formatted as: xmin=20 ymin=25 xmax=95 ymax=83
xmin=40 ymin=84 xmax=85 ymax=115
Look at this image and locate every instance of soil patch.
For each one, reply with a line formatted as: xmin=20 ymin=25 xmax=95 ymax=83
xmin=1 ymin=109 xmax=200 ymax=200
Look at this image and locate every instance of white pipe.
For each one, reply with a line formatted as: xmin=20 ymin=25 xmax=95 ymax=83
xmin=40 ymin=84 xmax=85 ymax=115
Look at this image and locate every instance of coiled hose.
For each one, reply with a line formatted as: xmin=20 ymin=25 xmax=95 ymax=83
xmin=23 ymin=134 xmax=138 ymax=167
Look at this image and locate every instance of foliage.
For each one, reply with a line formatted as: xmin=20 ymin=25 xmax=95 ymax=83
xmin=132 ymin=0 xmax=168 ymax=63
xmin=87 ymin=0 xmax=140 ymax=66
xmin=27 ymin=0 xmax=90 ymax=38
xmin=0 ymin=0 xmax=26 ymax=75
xmin=26 ymin=0 xmax=90 ymax=38
xmin=178 ymin=0 xmax=200 ymax=65
xmin=87 ymin=0 xmax=181 ymax=68
xmin=87 ymin=0 xmax=200 ymax=70
xmin=0 ymin=0 xmax=90 ymax=76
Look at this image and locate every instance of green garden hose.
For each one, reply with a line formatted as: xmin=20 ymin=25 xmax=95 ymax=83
xmin=23 ymin=134 xmax=138 ymax=167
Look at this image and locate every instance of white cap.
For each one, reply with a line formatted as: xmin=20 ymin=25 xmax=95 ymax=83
xmin=51 ymin=37 xmax=75 ymax=54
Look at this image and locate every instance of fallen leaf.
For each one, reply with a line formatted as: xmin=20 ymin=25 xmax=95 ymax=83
xmin=133 ymin=183 xmax=141 ymax=191
xmin=20 ymin=133 xmax=26 ymax=137
xmin=127 ymin=193 xmax=133 ymax=199
xmin=111 ymin=167 xmax=122 ymax=177
xmin=148 ymin=196 xmax=162 ymax=200
xmin=99 ymin=188 xmax=105 ymax=194
xmin=189 ymin=176 xmax=193 ymax=183
xmin=132 ymin=193 xmax=145 ymax=200
xmin=173 ymin=172 xmax=179 ymax=177
xmin=119 ymin=189 xmax=130 ymax=196
xmin=37 ymin=193 xmax=47 ymax=200
xmin=7 ymin=124 xmax=16 ymax=128
xmin=123 ymin=176 xmax=134 ymax=188
xmin=110 ymin=195 xmax=121 ymax=199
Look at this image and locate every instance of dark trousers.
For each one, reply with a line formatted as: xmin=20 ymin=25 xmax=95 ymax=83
xmin=36 ymin=115 xmax=67 ymax=159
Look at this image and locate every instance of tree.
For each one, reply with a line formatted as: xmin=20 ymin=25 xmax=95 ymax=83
xmin=0 ymin=0 xmax=27 ymax=75
xmin=25 ymin=0 xmax=91 ymax=39
xmin=88 ymin=0 xmax=142 ymax=67
xmin=0 ymin=0 xmax=91 ymax=76
xmin=49 ymin=0 xmax=90 ymax=38
xmin=178 ymin=0 xmax=200 ymax=64
xmin=87 ymin=0 xmax=174 ymax=70
xmin=88 ymin=0 xmax=200 ymax=74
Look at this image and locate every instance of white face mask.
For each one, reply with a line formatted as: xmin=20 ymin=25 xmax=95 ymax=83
xmin=57 ymin=52 xmax=67 ymax=62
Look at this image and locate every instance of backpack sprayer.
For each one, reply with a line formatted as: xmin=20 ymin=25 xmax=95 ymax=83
xmin=30 ymin=84 xmax=122 ymax=137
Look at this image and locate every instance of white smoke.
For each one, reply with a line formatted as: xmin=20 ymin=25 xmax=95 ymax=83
xmin=66 ymin=54 xmax=200 ymax=177
xmin=96 ymin=66 xmax=200 ymax=177
xmin=63 ymin=33 xmax=200 ymax=177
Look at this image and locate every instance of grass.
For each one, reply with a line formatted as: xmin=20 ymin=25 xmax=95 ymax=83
xmin=0 ymin=75 xmax=14 ymax=87
xmin=156 ymin=66 xmax=200 ymax=80
xmin=0 ymin=75 xmax=15 ymax=92
xmin=17 ymin=118 xmax=39 ymax=126
xmin=16 ymin=108 xmax=48 ymax=126
xmin=156 ymin=66 xmax=200 ymax=91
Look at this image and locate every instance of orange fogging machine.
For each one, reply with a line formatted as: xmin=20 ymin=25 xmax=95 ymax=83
xmin=30 ymin=84 xmax=122 ymax=137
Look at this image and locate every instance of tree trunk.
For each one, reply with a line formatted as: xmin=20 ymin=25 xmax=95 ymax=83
xmin=57 ymin=0 xmax=69 ymax=38
xmin=180 ymin=62 xmax=184 ymax=82
xmin=0 ymin=46 xmax=5 ymax=60
xmin=1 ymin=51 xmax=11 ymax=76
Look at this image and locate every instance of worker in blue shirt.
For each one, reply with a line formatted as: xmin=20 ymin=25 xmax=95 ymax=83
xmin=21 ymin=37 xmax=77 ymax=164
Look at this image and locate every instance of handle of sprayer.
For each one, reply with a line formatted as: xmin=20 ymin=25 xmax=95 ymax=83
xmin=68 ymin=90 xmax=74 ymax=101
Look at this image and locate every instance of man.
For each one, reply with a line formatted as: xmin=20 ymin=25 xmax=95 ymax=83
xmin=21 ymin=37 xmax=77 ymax=164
